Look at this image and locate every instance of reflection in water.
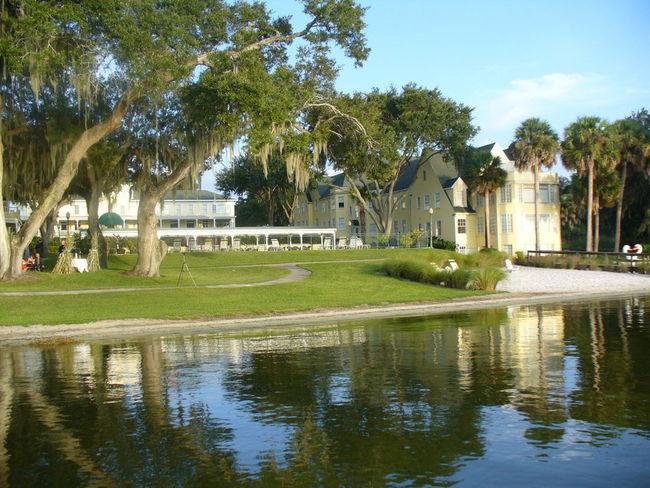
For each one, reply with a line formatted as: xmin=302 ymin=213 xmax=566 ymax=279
xmin=1 ymin=297 xmax=650 ymax=487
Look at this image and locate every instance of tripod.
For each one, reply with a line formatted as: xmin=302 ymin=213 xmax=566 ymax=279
xmin=177 ymin=252 xmax=197 ymax=287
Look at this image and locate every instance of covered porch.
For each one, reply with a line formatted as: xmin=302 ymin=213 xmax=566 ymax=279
xmin=104 ymin=226 xmax=338 ymax=251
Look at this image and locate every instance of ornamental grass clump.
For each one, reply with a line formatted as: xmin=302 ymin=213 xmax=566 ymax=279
xmin=470 ymin=266 xmax=507 ymax=290
xmin=442 ymin=268 xmax=473 ymax=289
xmin=382 ymin=259 xmax=448 ymax=286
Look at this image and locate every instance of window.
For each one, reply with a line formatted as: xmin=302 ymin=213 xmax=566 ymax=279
xmin=540 ymin=185 xmax=550 ymax=203
xmin=170 ymin=221 xmax=178 ymax=228
xmin=457 ymin=218 xmax=466 ymax=234
xmin=476 ymin=194 xmax=484 ymax=207
xmin=523 ymin=185 xmax=535 ymax=203
xmin=315 ymin=218 xmax=319 ymax=226
xmin=393 ymin=219 xmax=399 ymax=232
xmin=477 ymin=216 xmax=484 ymax=235
xmin=74 ymin=205 xmax=79 ymax=215
xmin=436 ymin=220 xmax=442 ymax=236
xmin=175 ymin=204 xmax=182 ymax=215
xmin=338 ymin=217 xmax=346 ymax=230
xmin=500 ymin=184 xmax=512 ymax=203
xmin=201 ymin=219 xmax=211 ymax=228
xmin=490 ymin=215 xmax=497 ymax=234
xmin=202 ymin=203 xmax=208 ymax=214
xmin=426 ymin=221 xmax=431 ymax=232
xmin=401 ymin=200 xmax=407 ymax=209
xmin=424 ymin=194 xmax=431 ymax=210
xmin=501 ymin=214 xmax=513 ymax=233
xmin=503 ymin=245 xmax=513 ymax=255
xmin=369 ymin=223 xmax=378 ymax=234
xmin=455 ymin=190 xmax=467 ymax=207
xmin=434 ymin=192 xmax=441 ymax=209
xmin=402 ymin=220 xmax=407 ymax=233
xmin=489 ymin=193 xmax=496 ymax=205
xmin=330 ymin=198 xmax=335 ymax=210
xmin=213 ymin=203 xmax=226 ymax=214
xmin=186 ymin=220 xmax=195 ymax=228
xmin=418 ymin=223 xmax=423 ymax=231
xmin=188 ymin=203 xmax=194 ymax=214
xmin=338 ymin=196 xmax=345 ymax=208
xmin=416 ymin=196 xmax=421 ymax=209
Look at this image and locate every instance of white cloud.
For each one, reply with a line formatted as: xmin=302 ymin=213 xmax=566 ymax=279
xmin=474 ymin=72 xmax=607 ymax=144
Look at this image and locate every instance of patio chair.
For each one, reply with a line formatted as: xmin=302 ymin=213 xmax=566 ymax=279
xmin=219 ymin=238 xmax=229 ymax=251
xmin=232 ymin=238 xmax=241 ymax=251
xmin=445 ymin=259 xmax=459 ymax=271
xmin=323 ymin=237 xmax=333 ymax=250
xmin=337 ymin=237 xmax=347 ymax=249
xmin=203 ymin=239 xmax=214 ymax=252
xmin=269 ymin=238 xmax=282 ymax=251
xmin=504 ymin=259 xmax=519 ymax=272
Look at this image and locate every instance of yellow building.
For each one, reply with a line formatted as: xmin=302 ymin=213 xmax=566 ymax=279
xmin=294 ymin=143 xmax=562 ymax=255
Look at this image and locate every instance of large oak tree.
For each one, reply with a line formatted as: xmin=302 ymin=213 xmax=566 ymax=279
xmin=0 ymin=0 xmax=368 ymax=280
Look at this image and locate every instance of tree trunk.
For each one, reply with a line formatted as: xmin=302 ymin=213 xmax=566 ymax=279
xmin=85 ymin=181 xmax=107 ymax=269
xmin=533 ymin=165 xmax=541 ymax=252
xmin=0 ymin=90 xmax=135 ymax=280
xmin=39 ymin=204 xmax=62 ymax=259
xmin=484 ymin=191 xmax=491 ymax=249
xmin=586 ymin=161 xmax=594 ymax=252
xmin=593 ymin=194 xmax=600 ymax=252
xmin=129 ymin=194 xmax=168 ymax=278
xmin=614 ymin=160 xmax=627 ymax=252
xmin=0 ymin=97 xmax=11 ymax=279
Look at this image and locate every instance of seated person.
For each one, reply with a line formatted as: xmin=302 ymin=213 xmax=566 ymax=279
xmin=25 ymin=256 xmax=36 ymax=270
xmin=33 ymin=252 xmax=45 ymax=271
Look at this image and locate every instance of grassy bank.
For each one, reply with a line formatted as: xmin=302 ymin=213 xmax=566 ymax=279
xmin=1 ymin=249 xmax=494 ymax=327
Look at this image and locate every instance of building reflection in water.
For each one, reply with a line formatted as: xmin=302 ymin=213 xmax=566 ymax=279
xmin=0 ymin=296 xmax=648 ymax=487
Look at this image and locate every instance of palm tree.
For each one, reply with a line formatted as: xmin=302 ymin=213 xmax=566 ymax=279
xmin=562 ymin=117 xmax=611 ymax=252
xmin=463 ymin=151 xmax=507 ymax=249
xmin=509 ymin=118 xmax=560 ymax=252
xmin=610 ymin=118 xmax=650 ymax=251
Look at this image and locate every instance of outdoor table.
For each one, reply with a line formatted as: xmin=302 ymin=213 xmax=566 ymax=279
xmin=72 ymin=258 xmax=89 ymax=273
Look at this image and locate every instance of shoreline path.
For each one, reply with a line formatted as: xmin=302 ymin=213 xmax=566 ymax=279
xmin=1 ymin=263 xmax=649 ymax=345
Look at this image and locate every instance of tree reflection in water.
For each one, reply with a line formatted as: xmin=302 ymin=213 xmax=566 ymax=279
xmin=0 ymin=297 xmax=649 ymax=487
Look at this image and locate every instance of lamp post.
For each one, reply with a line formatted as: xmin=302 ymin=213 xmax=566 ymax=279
xmin=66 ymin=211 xmax=71 ymax=241
xmin=428 ymin=207 xmax=434 ymax=247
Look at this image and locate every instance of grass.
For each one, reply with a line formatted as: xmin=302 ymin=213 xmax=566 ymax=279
xmin=0 ymin=248 xmax=495 ymax=327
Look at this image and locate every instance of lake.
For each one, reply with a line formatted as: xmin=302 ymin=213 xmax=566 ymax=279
xmin=1 ymin=296 xmax=649 ymax=487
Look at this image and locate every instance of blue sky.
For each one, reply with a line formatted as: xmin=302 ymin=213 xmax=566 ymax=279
xmin=206 ymin=0 xmax=650 ymax=187
xmin=323 ymin=0 xmax=650 ymax=151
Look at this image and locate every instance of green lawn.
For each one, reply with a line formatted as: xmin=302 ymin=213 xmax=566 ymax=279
xmin=1 ymin=248 xmax=492 ymax=327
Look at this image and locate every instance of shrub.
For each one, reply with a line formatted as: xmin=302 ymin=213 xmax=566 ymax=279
xmin=432 ymin=236 xmax=456 ymax=251
xmin=463 ymin=248 xmax=506 ymax=268
xmin=443 ymin=268 xmax=473 ymax=289
xmin=515 ymin=251 xmax=525 ymax=264
xmin=471 ymin=266 xmax=507 ymax=290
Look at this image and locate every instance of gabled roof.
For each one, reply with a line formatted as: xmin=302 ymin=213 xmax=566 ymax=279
xmin=474 ymin=143 xmax=496 ymax=152
xmin=394 ymin=159 xmax=420 ymax=192
xmin=441 ymin=177 xmax=461 ymax=189
xmin=318 ymin=173 xmax=346 ymax=199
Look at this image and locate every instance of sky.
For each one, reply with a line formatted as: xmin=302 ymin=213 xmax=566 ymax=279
xmin=205 ymin=0 xmax=650 ymax=188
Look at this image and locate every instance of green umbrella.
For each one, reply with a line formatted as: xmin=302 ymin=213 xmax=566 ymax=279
xmin=98 ymin=212 xmax=123 ymax=227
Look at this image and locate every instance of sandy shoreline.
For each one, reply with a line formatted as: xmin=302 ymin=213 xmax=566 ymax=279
xmin=1 ymin=266 xmax=649 ymax=346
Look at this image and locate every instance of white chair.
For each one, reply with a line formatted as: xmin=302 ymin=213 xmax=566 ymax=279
xmin=269 ymin=238 xmax=282 ymax=251
xmin=219 ymin=238 xmax=229 ymax=251
xmin=504 ymin=259 xmax=519 ymax=272
xmin=323 ymin=237 xmax=333 ymax=250
xmin=232 ymin=238 xmax=241 ymax=251
xmin=337 ymin=237 xmax=347 ymax=249
xmin=445 ymin=259 xmax=459 ymax=271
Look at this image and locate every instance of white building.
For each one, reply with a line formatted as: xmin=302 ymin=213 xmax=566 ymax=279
xmin=56 ymin=185 xmax=237 ymax=235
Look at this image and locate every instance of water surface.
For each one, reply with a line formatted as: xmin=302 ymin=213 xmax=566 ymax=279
xmin=1 ymin=296 xmax=649 ymax=487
